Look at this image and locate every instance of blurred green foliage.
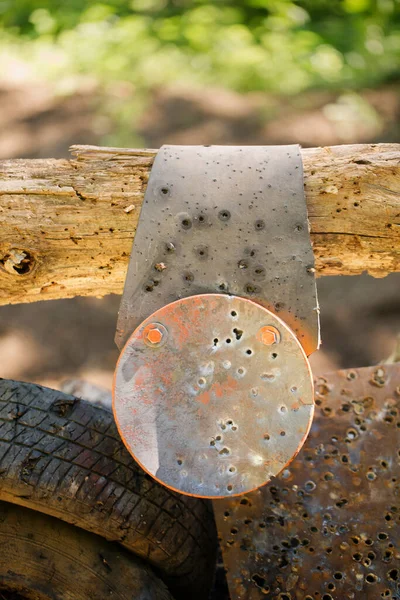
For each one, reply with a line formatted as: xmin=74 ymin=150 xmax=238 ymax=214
xmin=1 ymin=0 xmax=399 ymax=93
xmin=0 ymin=1 xmax=399 ymax=144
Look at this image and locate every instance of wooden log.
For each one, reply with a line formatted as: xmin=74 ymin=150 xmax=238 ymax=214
xmin=0 ymin=143 xmax=399 ymax=306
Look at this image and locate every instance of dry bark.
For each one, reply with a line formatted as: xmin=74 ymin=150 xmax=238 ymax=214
xmin=0 ymin=143 xmax=399 ymax=306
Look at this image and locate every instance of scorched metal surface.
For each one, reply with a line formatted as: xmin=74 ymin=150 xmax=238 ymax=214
xmin=113 ymin=294 xmax=314 ymax=498
xmin=215 ymin=364 xmax=400 ymax=600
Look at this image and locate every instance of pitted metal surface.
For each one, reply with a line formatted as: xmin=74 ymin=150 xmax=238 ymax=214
xmin=113 ymin=294 xmax=314 ymax=498
xmin=215 ymin=364 xmax=400 ymax=600
xmin=116 ymin=145 xmax=319 ymax=356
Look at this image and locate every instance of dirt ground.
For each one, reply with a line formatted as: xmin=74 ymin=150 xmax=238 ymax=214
xmin=0 ymin=81 xmax=399 ymax=393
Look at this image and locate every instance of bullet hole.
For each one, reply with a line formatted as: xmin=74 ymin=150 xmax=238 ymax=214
xmin=324 ymin=472 xmax=334 ymax=481
xmin=227 ymin=484 xmax=233 ymax=492
xmin=197 ymin=214 xmax=206 ymax=223
xmin=230 ymin=527 xmax=238 ymax=534
xmin=233 ymin=328 xmax=243 ymax=340
xmin=264 ymin=434 xmax=270 ymax=441
xmin=280 ymin=431 xmax=286 ymax=436
xmin=333 ymin=572 xmax=343 ymax=580
xmin=245 ymin=283 xmax=259 ymax=295
xmin=365 ymin=573 xmax=378 ymax=584
xmin=219 ymin=283 xmax=227 ymax=291
xmin=246 ymin=349 xmax=253 ymax=355
xmin=388 ymin=569 xmax=398 ymax=581
xmin=231 ymin=310 xmax=238 ymax=317
xmin=183 ymin=271 xmax=194 ymax=283
xmin=336 ymin=498 xmax=348 ymax=508
xmin=219 ymin=447 xmax=230 ymax=456
xmin=272 ymin=353 xmax=278 ymax=359
xmin=228 ymin=466 xmax=236 ymax=473
xmin=226 ymin=338 xmax=232 ymax=344
xmin=353 ymin=553 xmax=362 ymax=561
xmin=251 ymin=574 xmax=269 ymax=594
xmin=240 ymin=497 xmax=250 ymax=506
xmin=238 ymin=259 xmax=248 ymax=269
xmin=181 ymin=217 xmax=192 ymax=229
xmin=305 ymin=481 xmax=316 ymax=491
xmin=218 ymin=209 xmax=231 ymax=221
xmin=367 ymin=471 xmax=377 ymax=481
xmin=165 ymin=242 xmax=175 ymax=253
xmin=177 ymin=459 xmax=183 ymax=466
xmin=196 ymin=246 xmax=208 ymax=259
xmin=160 ymin=186 xmax=170 ymax=196
xmin=295 ymin=224 xmax=303 ymax=232
xmin=378 ymin=532 xmax=388 ymax=541
xmin=213 ymin=338 xmax=219 ymax=346
xmin=254 ymin=266 xmax=266 ymax=278
xmin=255 ymin=219 xmax=265 ymax=231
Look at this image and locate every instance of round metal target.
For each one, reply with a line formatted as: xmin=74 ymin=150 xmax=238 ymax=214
xmin=113 ymin=294 xmax=314 ymax=498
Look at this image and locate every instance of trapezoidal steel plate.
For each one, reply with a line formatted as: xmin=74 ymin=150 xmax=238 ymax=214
xmin=215 ymin=363 xmax=400 ymax=600
xmin=113 ymin=294 xmax=314 ymax=499
xmin=115 ymin=145 xmax=319 ymax=356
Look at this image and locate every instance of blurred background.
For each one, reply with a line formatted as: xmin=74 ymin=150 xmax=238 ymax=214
xmin=0 ymin=0 xmax=399 ymax=393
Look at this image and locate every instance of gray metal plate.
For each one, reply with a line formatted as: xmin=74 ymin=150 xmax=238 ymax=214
xmin=116 ymin=145 xmax=319 ymax=355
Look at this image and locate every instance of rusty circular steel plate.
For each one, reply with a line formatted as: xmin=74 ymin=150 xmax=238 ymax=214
xmin=113 ymin=294 xmax=314 ymax=498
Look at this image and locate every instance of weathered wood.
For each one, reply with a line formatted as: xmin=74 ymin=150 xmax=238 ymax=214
xmin=0 ymin=143 xmax=399 ymax=306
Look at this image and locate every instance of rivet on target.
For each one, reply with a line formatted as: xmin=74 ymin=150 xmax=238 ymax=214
xmin=257 ymin=325 xmax=281 ymax=346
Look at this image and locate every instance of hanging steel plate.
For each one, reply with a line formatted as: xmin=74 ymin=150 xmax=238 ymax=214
xmin=215 ymin=364 xmax=400 ymax=599
xmin=115 ymin=145 xmax=319 ymax=356
xmin=113 ymin=294 xmax=314 ymax=498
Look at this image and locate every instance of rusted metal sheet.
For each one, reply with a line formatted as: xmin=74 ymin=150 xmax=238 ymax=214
xmin=215 ymin=364 xmax=400 ymax=600
xmin=115 ymin=145 xmax=320 ymax=356
xmin=113 ymin=294 xmax=314 ymax=498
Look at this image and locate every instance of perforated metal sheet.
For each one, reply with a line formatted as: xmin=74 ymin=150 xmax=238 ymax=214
xmin=116 ymin=145 xmax=319 ymax=356
xmin=215 ymin=364 xmax=400 ymax=600
xmin=113 ymin=294 xmax=314 ymax=498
